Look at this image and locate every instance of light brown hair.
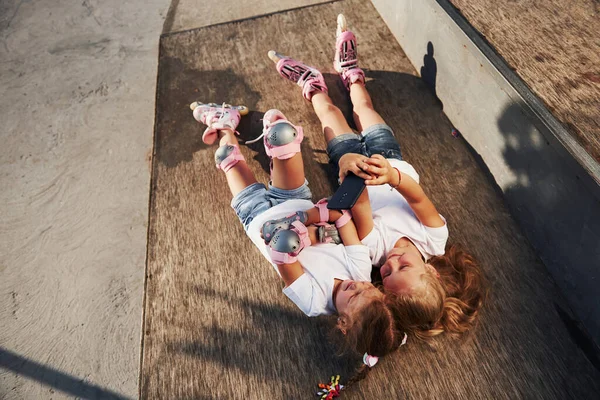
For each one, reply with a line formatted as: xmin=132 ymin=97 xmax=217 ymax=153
xmin=333 ymin=295 xmax=404 ymax=388
xmin=387 ymin=244 xmax=486 ymax=342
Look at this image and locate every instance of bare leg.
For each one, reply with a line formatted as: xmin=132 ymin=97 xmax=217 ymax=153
xmin=270 ymin=152 xmax=306 ymax=190
xmin=349 ymin=81 xmax=385 ymax=132
xmin=218 ymin=129 xmax=258 ymax=197
xmin=311 ymin=91 xmax=354 ymax=144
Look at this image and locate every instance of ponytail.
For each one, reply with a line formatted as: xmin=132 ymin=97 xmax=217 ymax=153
xmin=322 ymin=296 xmax=407 ymax=395
xmin=429 ymin=244 xmax=485 ymax=338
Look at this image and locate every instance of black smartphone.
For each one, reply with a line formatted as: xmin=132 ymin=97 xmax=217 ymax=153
xmin=327 ymin=172 xmax=366 ymax=210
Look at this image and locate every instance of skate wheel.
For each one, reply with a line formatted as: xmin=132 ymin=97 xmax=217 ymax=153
xmin=238 ymin=106 xmax=249 ymax=116
xmin=190 ymin=101 xmax=203 ymax=110
xmin=336 ymin=14 xmax=347 ymax=36
xmin=268 ymin=50 xmax=283 ymax=63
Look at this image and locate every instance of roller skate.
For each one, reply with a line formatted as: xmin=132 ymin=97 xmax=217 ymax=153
xmin=333 ymin=14 xmax=365 ymax=89
xmin=267 ymin=51 xmax=328 ymax=101
xmin=190 ymin=101 xmax=248 ymax=145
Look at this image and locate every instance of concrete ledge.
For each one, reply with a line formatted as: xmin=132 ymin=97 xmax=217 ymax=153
xmin=161 ymin=0 xmax=335 ymax=34
xmin=371 ymin=0 xmax=600 ymax=345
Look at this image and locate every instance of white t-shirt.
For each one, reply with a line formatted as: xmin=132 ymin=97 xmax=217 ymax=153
xmin=361 ymin=159 xmax=449 ymax=267
xmin=246 ymin=199 xmax=372 ymax=317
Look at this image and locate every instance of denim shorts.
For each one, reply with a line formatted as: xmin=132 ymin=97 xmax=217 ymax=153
xmin=326 ymin=124 xmax=402 ymax=177
xmin=231 ymin=180 xmax=312 ymax=230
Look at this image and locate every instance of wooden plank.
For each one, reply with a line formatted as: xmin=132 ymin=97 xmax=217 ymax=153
xmin=142 ymin=0 xmax=600 ymax=398
xmin=449 ymin=0 xmax=600 ymax=162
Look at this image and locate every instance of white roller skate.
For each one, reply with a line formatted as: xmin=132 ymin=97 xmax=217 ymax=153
xmin=190 ymin=102 xmax=249 ymax=145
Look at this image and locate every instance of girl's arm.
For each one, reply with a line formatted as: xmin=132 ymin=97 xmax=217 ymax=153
xmin=349 ymin=189 xmax=374 ymax=240
xmin=275 ymin=209 xmax=361 ymax=287
xmin=277 ymin=261 xmax=305 ymax=287
xmin=303 ymin=207 xmax=362 ymax=245
xmin=364 ymin=155 xmax=445 ymax=228
xmin=276 ymin=216 xmax=361 ymax=286
xmin=337 ymin=153 xmax=374 ymax=240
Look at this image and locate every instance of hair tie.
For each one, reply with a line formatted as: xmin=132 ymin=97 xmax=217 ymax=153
xmin=316 ymin=375 xmax=343 ymax=399
xmin=400 ymin=332 xmax=408 ymax=347
xmin=363 ymin=353 xmax=378 ymax=367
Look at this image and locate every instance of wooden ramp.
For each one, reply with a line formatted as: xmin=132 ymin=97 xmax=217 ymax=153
xmin=449 ymin=0 xmax=600 ymax=162
xmin=141 ymin=0 xmax=600 ymax=398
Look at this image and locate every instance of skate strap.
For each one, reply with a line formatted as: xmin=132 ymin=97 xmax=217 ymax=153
xmin=276 ymin=58 xmax=310 ymax=85
xmin=315 ymin=198 xmax=330 ymax=223
xmin=336 ymin=31 xmax=358 ymax=59
xmin=341 ymin=68 xmax=365 ymax=89
xmin=216 ymin=144 xmax=244 ymax=172
xmin=276 ymin=58 xmax=328 ymax=101
xmin=291 ymin=221 xmax=312 ymax=251
xmin=335 ymin=209 xmax=352 ymax=229
xmin=267 ymin=247 xmax=298 ymax=265
xmin=203 ymin=126 xmax=241 ymax=146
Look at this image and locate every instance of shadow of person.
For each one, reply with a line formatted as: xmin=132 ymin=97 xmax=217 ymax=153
xmin=166 ymin=283 xmax=357 ymax=391
xmin=420 ymin=41 xmax=443 ymax=109
xmin=497 ymin=101 xmax=600 ymax=370
xmin=155 ymin=57 xmax=261 ymax=168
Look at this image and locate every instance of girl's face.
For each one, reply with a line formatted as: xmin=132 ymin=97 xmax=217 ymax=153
xmin=334 ymin=280 xmax=382 ymax=316
xmin=380 ymin=246 xmax=436 ymax=295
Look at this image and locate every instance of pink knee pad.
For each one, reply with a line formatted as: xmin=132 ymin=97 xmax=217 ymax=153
xmin=214 ymin=144 xmax=244 ymax=172
xmin=267 ymin=221 xmax=311 ymax=264
xmin=262 ymin=109 xmax=304 ymax=160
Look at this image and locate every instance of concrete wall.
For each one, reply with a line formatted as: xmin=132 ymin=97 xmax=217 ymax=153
xmin=371 ymin=0 xmax=600 ymax=345
xmin=162 ymin=0 xmax=332 ymax=33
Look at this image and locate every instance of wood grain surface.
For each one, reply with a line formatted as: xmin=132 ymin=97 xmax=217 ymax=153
xmin=141 ymin=0 xmax=600 ymax=398
xmin=449 ymin=0 xmax=600 ymax=162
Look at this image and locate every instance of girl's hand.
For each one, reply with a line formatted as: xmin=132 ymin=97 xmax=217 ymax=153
xmin=338 ymin=153 xmax=373 ymax=182
xmin=363 ymin=154 xmax=399 ymax=186
xmin=307 ymin=225 xmax=319 ymax=245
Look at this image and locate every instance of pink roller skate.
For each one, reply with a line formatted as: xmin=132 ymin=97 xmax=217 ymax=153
xmin=333 ymin=14 xmax=365 ymax=89
xmin=190 ymin=102 xmax=247 ymax=145
xmin=267 ymin=51 xmax=328 ymax=101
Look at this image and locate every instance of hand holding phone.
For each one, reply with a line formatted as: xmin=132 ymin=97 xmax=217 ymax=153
xmin=327 ymin=172 xmax=366 ymax=210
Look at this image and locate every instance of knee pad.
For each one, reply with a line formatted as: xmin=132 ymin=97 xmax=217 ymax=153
xmin=215 ymin=144 xmax=244 ymax=172
xmin=267 ymin=221 xmax=311 ymax=264
xmin=261 ymin=211 xmax=309 ymax=244
xmin=264 ymin=120 xmax=304 ymax=160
